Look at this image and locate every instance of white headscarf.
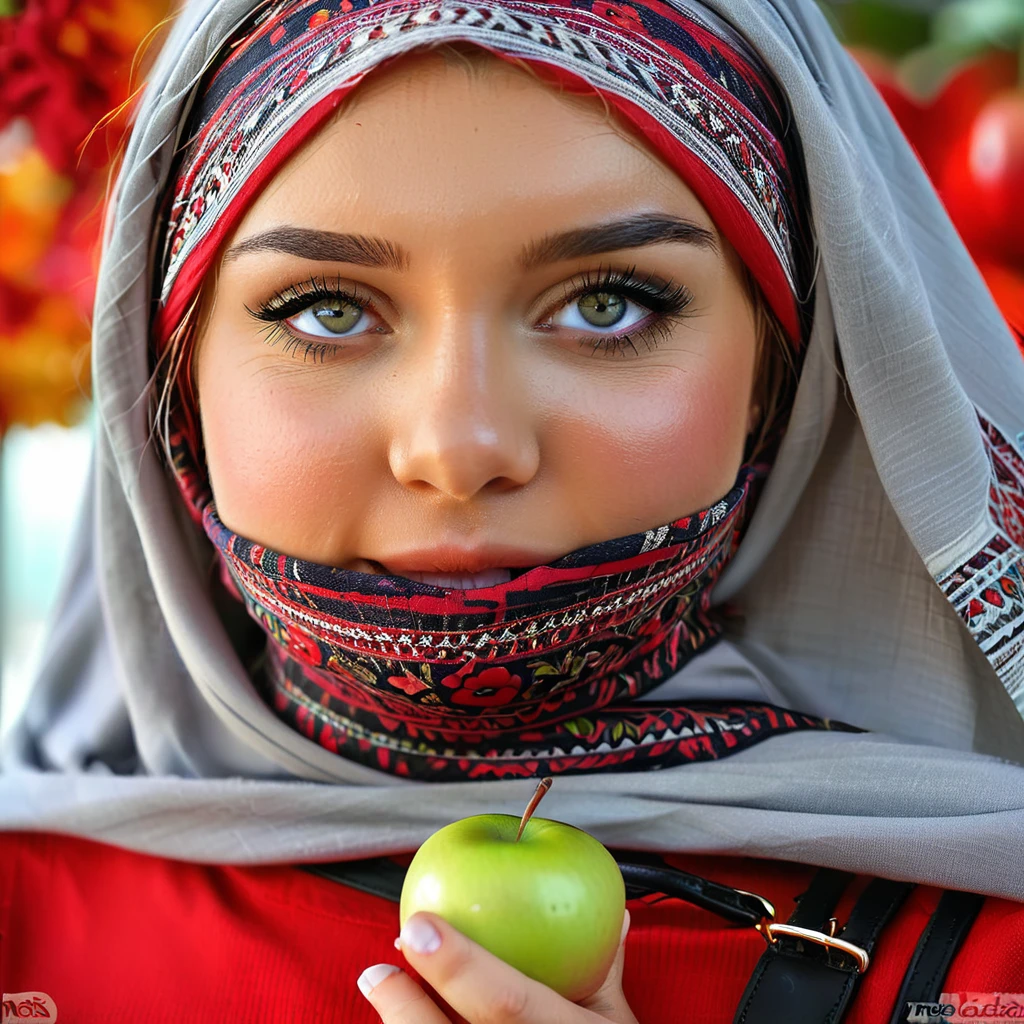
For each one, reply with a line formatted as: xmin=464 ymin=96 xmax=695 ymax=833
xmin=3 ymin=0 xmax=1024 ymax=900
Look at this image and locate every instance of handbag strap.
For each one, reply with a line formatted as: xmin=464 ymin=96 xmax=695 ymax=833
xmin=300 ymin=852 xmax=773 ymax=928
xmin=615 ymin=853 xmax=777 ymax=927
xmin=887 ymin=889 xmax=986 ymax=1024
xmin=733 ymin=876 xmax=914 ymax=1024
xmin=786 ymin=867 xmax=856 ymax=929
xmin=302 ymin=856 xmax=409 ymax=904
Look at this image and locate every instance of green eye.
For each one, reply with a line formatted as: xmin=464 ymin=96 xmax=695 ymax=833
xmin=577 ymin=291 xmax=627 ymax=328
xmin=306 ymin=298 xmax=363 ymax=335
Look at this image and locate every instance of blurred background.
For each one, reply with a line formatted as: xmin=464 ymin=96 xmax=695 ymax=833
xmin=1 ymin=0 xmax=1023 ymax=740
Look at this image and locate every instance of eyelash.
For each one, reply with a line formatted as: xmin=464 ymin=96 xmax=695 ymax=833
xmin=246 ymin=267 xmax=696 ymax=361
xmin=550 ymin=265 xmax=695 ymax=357
xmin=245 ymin=276 xmax=381 ymax=363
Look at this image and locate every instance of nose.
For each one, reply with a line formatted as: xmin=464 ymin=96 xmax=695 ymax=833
xmin=387 ymin=318 xmax=540 ymax=501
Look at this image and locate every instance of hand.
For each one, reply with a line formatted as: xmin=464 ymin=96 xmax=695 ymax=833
xmin=357 ymin=909 xmax=638 ymax=1024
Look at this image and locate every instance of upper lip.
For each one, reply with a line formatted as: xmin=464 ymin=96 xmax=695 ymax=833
xmin=378 ymin=545 xmax=558 ymax=575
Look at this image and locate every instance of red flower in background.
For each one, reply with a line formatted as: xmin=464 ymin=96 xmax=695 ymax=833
xmin=0 ymin=0 xmax=170 ymax=429
xmin=0 ymin=279 xmax=40 ymax=335
xmin=0 ymin=0 xmax=143 ymax=177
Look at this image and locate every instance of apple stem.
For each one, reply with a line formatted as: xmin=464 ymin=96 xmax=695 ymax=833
xmin=515 ymin=777 xmax=553 ymax=842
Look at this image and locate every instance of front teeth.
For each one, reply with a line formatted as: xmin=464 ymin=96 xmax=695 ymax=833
xmin=402 ymin=568 xmax=513 ymax=589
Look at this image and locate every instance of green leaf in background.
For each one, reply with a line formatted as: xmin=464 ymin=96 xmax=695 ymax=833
xmin=933 ymin=0 xmax=1024 ymax=52
xmin=816 ymin=0 xmax=1024 ymax=98
xmin=816 ymin=0 xmax=932 ymax=57
xmin=0 ymin=0 xmax=20 ymax=15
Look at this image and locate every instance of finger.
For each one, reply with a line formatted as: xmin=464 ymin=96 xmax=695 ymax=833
xmin=396 ymin=912 xmax=585 ymax=1024
xmin=578 ymin=910 xmax=638 ymax=1023
xmin=357 ymin=961 xmax=452 ymax=1024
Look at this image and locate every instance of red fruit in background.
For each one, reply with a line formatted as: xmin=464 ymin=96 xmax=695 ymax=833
xmin=915 ymin=52 xmax=1018 ymax=177
xmin=910 ymin=57 xmax=1020 ymax=260
xmin=847 ymin=47 xmax=926 ymax=149
xmin=851 ymin=50 xmax=1017 ymax=233
xmin=851 ymin=50 xmax=1017 ymax=183
xmin=962 ymin=91 xmax=1024 ymax=263
xmin=852 ymin=48 xmax=1023 ymax=336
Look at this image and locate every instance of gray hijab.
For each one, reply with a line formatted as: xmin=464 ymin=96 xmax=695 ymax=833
xmin=4 ymin=0 xmax=1024 ymax=900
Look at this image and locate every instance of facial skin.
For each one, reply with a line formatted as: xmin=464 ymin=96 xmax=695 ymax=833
xmin=195 ymin=48 xmax=762 ymax=587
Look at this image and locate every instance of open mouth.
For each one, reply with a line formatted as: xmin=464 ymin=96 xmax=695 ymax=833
xmin=394 ymin=567 xmax=535 ymax=589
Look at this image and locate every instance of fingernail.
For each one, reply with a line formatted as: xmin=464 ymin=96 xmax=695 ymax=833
xmin=399 ymin=915 xmax=442 ymax=954
xmin=357 ymin=963 xmax=400 ymax=998
xmin=620 ymin=909 xmax=631 ymax=943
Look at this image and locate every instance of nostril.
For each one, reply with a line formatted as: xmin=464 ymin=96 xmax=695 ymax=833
xmin=388 ymin=427 xmax=540 ymax=500
xmin=481 ymin=474 xmax=529 ymax=496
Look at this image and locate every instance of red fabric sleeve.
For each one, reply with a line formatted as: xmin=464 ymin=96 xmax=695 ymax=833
xmin=1 ymin=831 xmax=1021 ymax=1022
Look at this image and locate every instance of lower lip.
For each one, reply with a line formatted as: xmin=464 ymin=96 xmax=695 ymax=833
xmin=397 ymin=567 xmax=514 ymax=589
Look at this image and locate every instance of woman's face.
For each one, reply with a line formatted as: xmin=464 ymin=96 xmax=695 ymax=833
xmin=196 ymin=50 xmax=761 ymax=588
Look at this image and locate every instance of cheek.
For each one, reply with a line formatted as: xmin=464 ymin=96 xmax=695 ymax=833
xmin=197 ymin=340 xmax=380 ymax=552
xmin=540 ymin=348 xmax=755 ymax=524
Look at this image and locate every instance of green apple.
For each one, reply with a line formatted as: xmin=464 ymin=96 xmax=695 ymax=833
xmin=399 ymin=812 xmax=626 ymax=1001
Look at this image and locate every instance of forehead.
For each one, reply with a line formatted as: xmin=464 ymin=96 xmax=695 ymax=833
xmin=232 ymin=50 xmax=717 ymax=245
xmin=156 ymin=1 xmax=803 ymax=343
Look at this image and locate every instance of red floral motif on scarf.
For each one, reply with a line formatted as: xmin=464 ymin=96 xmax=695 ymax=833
xmin=388 ymin=671 xmax=431 ymax=696
xmin=442 ymin=664 xmax=524 ymax=707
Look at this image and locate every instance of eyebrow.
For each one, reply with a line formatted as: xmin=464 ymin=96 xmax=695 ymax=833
xmin=223 ymin=226 xmax=408 ymax=270
xmin=518 ymin=213 xmax=718 ymax=269
xmin=221 ymin=213 xmax=717 ymax=272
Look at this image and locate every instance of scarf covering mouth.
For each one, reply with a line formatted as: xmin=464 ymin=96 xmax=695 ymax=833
xmin=4 ymin=0 xmax=1024 ymax=901
xmin=200 ymin=468 xmax=856 ymax=780
xmin=153 ymin=0 xmax=843 ymax=781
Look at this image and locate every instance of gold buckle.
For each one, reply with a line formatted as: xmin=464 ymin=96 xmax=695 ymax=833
xmin=733 ymin=888 xmax=776 ymax=922
xmin=747 ymin=899 xmax=871 ymax=973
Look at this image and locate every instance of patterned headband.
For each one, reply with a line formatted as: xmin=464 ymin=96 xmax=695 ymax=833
xmin=155 ymin=0 xmax=813 ymax=345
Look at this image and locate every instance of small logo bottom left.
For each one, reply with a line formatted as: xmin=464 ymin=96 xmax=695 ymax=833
xmin=2 ymin=992 xmax=58 ymax=1020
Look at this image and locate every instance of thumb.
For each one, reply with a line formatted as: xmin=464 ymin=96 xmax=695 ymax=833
xmin=578 ymin=910 xmax=638 ymax=1023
